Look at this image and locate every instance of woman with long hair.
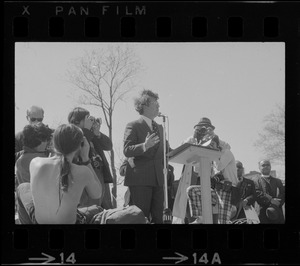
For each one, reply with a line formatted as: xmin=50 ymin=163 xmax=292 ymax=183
xmin=16 ymin=124 xmax=102 ymax=224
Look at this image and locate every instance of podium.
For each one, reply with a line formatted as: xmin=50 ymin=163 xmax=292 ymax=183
xmin=168 ymin=143 xmax=221 ymax=224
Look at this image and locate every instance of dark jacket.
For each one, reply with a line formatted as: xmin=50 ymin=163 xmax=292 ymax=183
xmin=238 ymin=177 xmax=256 ymax=207
xmin=253 ymin=175 xmax=285 ymax=208
xmin=253 ymin=174 xmax=285 ymax=223
xmin=82 ymin=128 xmax=113 ymax=183
xmin=123 ymin=117 xmax=164 ymax=187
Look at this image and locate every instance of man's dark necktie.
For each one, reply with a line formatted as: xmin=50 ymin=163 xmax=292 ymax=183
xmin=151 ymin=120 xmax=160 ymax=152
xmin=152 ymin=121 xmax=159 ymax=136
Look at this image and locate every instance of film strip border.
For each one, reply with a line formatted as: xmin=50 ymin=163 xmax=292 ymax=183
xmin=4 ymin=2 xmax=300 ymax=40
xmin=4 ymin=1 xmax=300 ymax=265
xmin=7 ymin=226 xmax=300 ymax=264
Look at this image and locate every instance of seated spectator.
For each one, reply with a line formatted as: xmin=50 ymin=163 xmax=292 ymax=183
xmin=15 ymin=105 xmax=45 ymax=156
xmin=253 ymin=160 xmax=285 ymax=224
xmin=16 ymin=124 xmax=103 ymax=224
xmin=231 ymin=160 xmax=256 ymax=221
xmin=15 ymin=123 xmax=53 ymax=187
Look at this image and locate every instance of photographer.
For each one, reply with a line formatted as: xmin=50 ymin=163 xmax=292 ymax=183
xmin=68 ymin=107 xmax=113 ymax=209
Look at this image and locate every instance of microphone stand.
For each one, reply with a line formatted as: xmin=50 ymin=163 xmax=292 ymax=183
xmin=161 ymin=115 xmax=172 ymax=224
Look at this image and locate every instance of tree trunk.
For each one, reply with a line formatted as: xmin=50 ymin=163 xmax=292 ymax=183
xmin=110 ymin=149 xmax=117 ymax=208
xmin=108 ymin=117 xmax=117 ymax=208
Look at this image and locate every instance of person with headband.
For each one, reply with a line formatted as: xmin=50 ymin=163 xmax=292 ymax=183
xmin=16 ymin=124 xmax=102 ymax=224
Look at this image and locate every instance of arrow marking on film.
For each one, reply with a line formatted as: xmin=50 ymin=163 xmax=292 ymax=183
xmin=163 ymin=252 xmax=189 ymax=264
xmin=29 ymin=253 xmax=56 ymax=264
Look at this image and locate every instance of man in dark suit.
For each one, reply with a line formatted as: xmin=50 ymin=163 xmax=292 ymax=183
xmin=232 ymin=160 xmax=256 ymax=220
xmin=123 ymin=89 xmax=165 ymax=223
xmin=253 ymin=160 xmax=285 ymax=224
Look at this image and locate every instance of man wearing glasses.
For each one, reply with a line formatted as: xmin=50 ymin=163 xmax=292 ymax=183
xmin=183 ymin=117 xmax=239 ymax=224
xmin=253 ymin=160 xmax=285 ymax=224
xmin=15 ymin=106 xmax=45 ymax=155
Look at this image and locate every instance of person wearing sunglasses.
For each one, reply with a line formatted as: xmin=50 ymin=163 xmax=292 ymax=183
xmin=174 ymin=117 xmax=239 ymax=224
xmin=15 ymin=106 xmax=45 ymax=155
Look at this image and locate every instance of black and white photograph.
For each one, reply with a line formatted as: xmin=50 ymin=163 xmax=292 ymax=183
xmin=14 ymin=42 xmax=285 ymax=225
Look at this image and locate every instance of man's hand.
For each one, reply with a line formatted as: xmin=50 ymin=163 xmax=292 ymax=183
xmin=144 ymin=132 xmax=160 ymax=150
xmin=271 ymin=198 xmax=281 ymax=207
xmin=242 ymin=199 xmax=248 ymax=208
xmin=128 ymin=157 xmax=135 ymax=168
xmin=84 ymin=115 xmax=94 ymax=130
xmin=92 ymin=118 xmax=102 ymax=137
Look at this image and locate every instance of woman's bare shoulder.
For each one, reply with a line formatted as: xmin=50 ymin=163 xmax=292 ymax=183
xmin=71 ymin=163 xmax=93 ymax=180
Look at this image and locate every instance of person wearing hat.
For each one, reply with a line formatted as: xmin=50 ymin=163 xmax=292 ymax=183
xmin=253 ymin=160 xmax=285 ymax=224
xmin=231 ymin=160 xmax=256 ymax=221
xmin=174 ymin=117 xmax=239 ymax=223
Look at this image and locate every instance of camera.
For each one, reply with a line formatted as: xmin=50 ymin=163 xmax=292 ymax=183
xmin=89 ymin=116 xmax=101 ymax=131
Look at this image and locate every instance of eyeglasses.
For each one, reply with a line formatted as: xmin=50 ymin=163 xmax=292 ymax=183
xmin=30 ymin=117 xmax=43 ymax=122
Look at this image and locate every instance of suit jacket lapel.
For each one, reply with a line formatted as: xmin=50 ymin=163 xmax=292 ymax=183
xmin=139 ymin=117 xmax=152 ymax=132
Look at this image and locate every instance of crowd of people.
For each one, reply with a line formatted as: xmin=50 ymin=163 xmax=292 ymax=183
xmin=15 ymin=90 xmax=285 ymax=224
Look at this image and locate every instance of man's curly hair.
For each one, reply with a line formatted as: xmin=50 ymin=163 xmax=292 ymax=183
xmin=134 ymin=89 xmax=159 ymax=115
xmin=22 ymin=122 xmax=53 ymax=149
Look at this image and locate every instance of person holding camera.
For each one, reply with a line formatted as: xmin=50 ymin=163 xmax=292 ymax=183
xmin=68 ymin=107 xmax=113 ymax=209
xmin=16 ymin=124 xmax=103 ymax=224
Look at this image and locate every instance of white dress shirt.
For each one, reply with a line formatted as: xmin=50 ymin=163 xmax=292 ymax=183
xmin=141 ymin=115 xmax=153 ymax=130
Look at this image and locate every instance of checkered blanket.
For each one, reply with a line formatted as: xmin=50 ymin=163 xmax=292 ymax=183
xmin=187 ymin=185 xmax=232 ymax=224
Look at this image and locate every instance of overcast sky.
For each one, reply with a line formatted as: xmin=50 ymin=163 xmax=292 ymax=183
xmin=15 ymin=42 xmax=285 ymax=185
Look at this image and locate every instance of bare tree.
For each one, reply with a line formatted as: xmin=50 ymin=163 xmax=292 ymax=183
xmin=68 ymin=45 xmax=141 ymax=207
xmin=254 ymin=104 xmax=285 ymax=166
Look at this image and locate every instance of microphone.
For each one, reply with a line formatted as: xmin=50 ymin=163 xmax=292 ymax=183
xmin=158 ymin=112 xmax=167 ymax=117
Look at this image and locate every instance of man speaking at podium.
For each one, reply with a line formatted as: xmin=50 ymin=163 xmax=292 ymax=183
xmin=123 ymin=89 xmax=165 ymax=224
